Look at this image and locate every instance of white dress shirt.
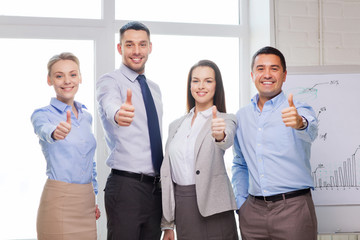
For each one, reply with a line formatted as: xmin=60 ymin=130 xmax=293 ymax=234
xmin=96 ymin=64 xmax=163 ymax=176
xmin=168 ymin=107 xmax=212 ymax=185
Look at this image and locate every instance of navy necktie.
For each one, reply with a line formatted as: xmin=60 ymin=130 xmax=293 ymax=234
xmin=137 ymin=74 xmax=163 ymax=175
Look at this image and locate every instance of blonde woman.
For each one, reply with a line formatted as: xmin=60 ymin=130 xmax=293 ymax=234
xmin=31 ymin=52 xmax=100 ymax=240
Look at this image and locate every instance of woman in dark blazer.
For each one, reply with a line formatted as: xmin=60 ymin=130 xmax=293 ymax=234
xmin=161 ymin=60 xmax=238 ymax=240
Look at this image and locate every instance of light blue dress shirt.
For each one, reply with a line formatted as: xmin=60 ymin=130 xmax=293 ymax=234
xmin=232 ymin=91 xmax=318 ymax=208
xmin=31 ymin=98 xmax=98 ymax=194
xmin=96 ymin=64 xmax=163 ymax=176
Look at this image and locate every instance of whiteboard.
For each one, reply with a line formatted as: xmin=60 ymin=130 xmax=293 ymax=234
xmin=284 ymin=65 xmax=360 ymax=233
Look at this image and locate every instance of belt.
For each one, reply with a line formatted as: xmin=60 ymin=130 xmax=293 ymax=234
xmin=111 ymin=169 xmax=160 ymax=184
xmin=251 ymin=188 xmax=310 ymax=202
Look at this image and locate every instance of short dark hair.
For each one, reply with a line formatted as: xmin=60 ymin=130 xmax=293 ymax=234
xmin=251 ymin=46 xmax=287 ymax=72
xmin=119 ymin=21 xmax=150 ymax=42
xmin=186 ymin=60 xmax=227 ymax=113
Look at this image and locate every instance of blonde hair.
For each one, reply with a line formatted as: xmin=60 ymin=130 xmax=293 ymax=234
xmin=47 ymin=52 xmax=80 ymax=76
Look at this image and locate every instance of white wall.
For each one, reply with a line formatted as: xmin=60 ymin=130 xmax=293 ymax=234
xmin=274 ymin=0 xmax=360 ymax=66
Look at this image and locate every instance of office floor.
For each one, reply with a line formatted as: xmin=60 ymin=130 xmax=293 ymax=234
xmin=318 ymin=234 xmax=360 ymax=240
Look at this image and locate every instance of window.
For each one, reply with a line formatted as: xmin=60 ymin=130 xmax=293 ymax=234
xmin=149 ymin=35 xmax=239 ymax=171
xmin=115 ymin=34 xmax=240 ymax=127
xmin=0 ymin=0 xmax=248 ymax=238
xmin=115 ymin=0 xmax=239 ymax=25
xmin=0 ymin=0 xmax=101 ymax=19
xmin=115 ymin=33 xmax=240 ymax=190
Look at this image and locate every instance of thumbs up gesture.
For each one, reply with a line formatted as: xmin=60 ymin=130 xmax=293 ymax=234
xmin=281 ymin=93 xmax=304 ymax=129
xmin=52 ymin=110 xmax=72 ymax=140
xmin=211 ymin=106 xmax=226 ymax=142
xmin=115 ymin=89 xmax=135 ymax=126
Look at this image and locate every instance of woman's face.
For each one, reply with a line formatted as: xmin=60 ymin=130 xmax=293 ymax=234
xmin=190 ymin=66 xmax=216 ymax=111
xmin=47 ymin=59 xmax=81 ymax=106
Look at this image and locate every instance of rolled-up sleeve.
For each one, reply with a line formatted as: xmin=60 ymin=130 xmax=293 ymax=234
xmin=296 ymin=103 xmax=319 ymax=143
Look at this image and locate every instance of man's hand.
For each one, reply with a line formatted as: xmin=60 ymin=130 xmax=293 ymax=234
xmin=115 ymin=89 xmax=135 ymax=126
xmin=211 ymin=105 xmax=226 ymax=142
xmin=52 ymin=110 xmax=72 ymax=140
xmin=281 ymin=93 xmax=304 ymax=129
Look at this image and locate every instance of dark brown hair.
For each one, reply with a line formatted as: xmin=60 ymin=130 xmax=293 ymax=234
xmin=120 ymin=21 xmax=150 ymax=42
xmin=251 ymin=46 xmax=287 ymax=72
xmin=186 ymin=60 xmax=226 ymax=113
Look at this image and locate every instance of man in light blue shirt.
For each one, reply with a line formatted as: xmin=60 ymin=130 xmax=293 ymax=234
xmin=232 ymin=46 xmax=318 ymax=240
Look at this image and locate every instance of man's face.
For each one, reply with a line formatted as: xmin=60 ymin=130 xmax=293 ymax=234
xmin=251 ymin=54 xmax=287 ymax=101
xmin=117 ymin=29 xmax=152 ymax=74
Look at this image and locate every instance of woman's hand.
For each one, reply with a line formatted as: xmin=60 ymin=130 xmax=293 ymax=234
xmin=95 ymin=204 xmax=101 ymax=220
xmin=211 ymin=106 xmax=226 ymax=142
xmin=52 ymin=110 xmax=72 ymax=140
xmin=162 ymin=229 xmax=174 ymax=240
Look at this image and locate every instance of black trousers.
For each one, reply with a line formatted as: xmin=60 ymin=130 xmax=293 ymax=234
xmin=104 ymin=172 xmax=162 ymax=240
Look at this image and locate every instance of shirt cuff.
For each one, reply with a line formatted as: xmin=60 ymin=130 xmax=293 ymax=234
xmin=298 ymin=116 xmax=308 ymax=130
xmin=106 ymin=104 xmax=121 ymax=127
xmin=161 ymin=227 xmax=174 ymax=231
xmin=45 ymin=125 xmax=57 ymax=143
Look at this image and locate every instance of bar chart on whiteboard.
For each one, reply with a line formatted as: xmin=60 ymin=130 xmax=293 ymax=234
xmin=283 ymin=73 xmax=360 ymax=205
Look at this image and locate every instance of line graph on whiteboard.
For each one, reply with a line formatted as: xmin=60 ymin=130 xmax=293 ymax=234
xmin=284 ymin=73 xmax=360 ymax=205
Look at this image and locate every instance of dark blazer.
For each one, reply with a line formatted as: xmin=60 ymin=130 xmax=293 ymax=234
xmin=161 ymin=111 xmax=238 ymax=228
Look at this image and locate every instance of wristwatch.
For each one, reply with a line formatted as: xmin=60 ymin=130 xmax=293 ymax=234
xmin=299 ymin=116 xmax=308 ymax=130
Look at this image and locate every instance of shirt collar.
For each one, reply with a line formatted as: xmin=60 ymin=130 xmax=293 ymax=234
xmin=270 ymin=91 xmax=286 ymax=106
xmin=251 ymin=91 xmax=286 ymax=110
xmin=50 ymin=97 xmax=87 ymax=113
xmin=120 ymin=63 xmax=146 ymax=83
xmin=189 ymin=106 xmax=213 ymax=118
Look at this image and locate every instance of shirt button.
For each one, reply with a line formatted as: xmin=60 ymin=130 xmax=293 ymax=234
xmin=196 ymin=170 xmax=200 ymax=175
